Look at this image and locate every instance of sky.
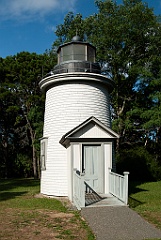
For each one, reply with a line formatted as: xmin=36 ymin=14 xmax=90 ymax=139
xmin=0 ymin=0 xmax=161 ymax=58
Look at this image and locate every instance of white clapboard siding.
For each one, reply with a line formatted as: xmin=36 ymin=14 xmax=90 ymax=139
xmin=73 ymin=123 xmax=114 ymax=138
xmin=40 ymin=75 xmax=111 ymax=196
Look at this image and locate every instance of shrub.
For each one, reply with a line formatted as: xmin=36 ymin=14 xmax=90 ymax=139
xmin=116 ymin=146 xmax=161 ymax=181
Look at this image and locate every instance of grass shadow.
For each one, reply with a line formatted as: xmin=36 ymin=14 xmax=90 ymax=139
xmin=0 ymin=178 xmax=39 ymax=191
xmin=128 ymin=196 xmax=144 ymax=208
xmin=128 ymin=181 xmax=147 ymax=208
xmin=129 ymin=181 xmax=148 ymax=195
xmin=0 ymin=191 xmax=27 ymax=201
xmin=0 ymin=178 xmax=40 ymax=202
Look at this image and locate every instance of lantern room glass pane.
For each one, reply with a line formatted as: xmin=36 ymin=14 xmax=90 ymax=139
xmin=62 ymin=45 xmax=73 ymax=62
xmin=72 ymin=44 xmax=86 ymax=60
xmin=59 ymin=43 xmax=96 ymax=63
xmin=87 ymin=46 xmax=95 ymax=62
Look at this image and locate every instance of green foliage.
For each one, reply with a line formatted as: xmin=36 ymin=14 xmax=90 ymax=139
xmin=0 ymin=51 xmax=57 ymax=178
xmin=14 ymin=154 xmax=33 ymax=178
xmin=116 ymin=146 xmax=161 ymax=181
xmin=53 ymin=12 xmax=85 ymax=49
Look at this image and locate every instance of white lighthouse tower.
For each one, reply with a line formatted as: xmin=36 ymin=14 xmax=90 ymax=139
xmin=39 ymin=36 xmax=120 ymax=203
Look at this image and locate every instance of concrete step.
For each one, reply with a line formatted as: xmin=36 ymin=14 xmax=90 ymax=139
xmin=85 ymin=193 xmax=126 ymax=207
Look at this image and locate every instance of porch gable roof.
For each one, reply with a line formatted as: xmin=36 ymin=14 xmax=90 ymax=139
xmin=60 ymin=116 xmax=119 ymax=148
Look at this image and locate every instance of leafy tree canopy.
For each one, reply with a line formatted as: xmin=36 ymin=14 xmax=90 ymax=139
xmin=0 ymin=51 xmax=57 ymax=178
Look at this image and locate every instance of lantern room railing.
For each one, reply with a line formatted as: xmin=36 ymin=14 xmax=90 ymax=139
xmin=53 ymin=61 xmax=101 ymax=75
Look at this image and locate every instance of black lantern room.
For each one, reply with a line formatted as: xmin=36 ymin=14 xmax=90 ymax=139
xmin=53 ymin=36 xmax=101 ymax=74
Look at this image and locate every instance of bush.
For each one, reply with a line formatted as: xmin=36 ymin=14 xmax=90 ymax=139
xmin=116 ymin=146 xmax=161 ymax=181
xmin=13 ymin=153 xmax=33 ymax=178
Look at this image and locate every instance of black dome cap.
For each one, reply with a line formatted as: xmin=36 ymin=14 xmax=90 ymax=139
xmin=72 ymin=35 xmax=82 ymax=41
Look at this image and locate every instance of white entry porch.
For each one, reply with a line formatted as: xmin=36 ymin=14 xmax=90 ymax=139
xmin=73 ymin=168 xmax=129 ymax=209
xmin=60 ymin=116 xmax=129 ymax=209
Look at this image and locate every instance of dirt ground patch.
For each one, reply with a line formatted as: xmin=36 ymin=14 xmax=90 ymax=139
xmin=0 ymin=208 xmax=89 ymax=240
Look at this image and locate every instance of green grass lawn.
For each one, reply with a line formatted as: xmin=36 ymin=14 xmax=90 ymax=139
xmin=0 ymin=179 xmax=95 ymax=240
xmin=1 ymin=178 xmax=161 ymax=239
xmin=129 ymin=181 xmax=161 ymax=230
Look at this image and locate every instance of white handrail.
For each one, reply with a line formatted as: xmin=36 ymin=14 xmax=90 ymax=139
xmin=109 ymin=168 xmax=129 ymax=205
xmin=73 ymin=169 xmax=85 ymax=209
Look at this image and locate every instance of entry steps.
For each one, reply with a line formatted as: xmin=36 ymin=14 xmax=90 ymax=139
xmin=85 ymin=192 xmax=126 ymax=207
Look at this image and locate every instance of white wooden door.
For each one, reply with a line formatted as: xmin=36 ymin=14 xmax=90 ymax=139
xmin=83 ymin=145 xmax=103 ymax=193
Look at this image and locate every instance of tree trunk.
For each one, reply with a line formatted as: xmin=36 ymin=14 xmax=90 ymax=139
xmin=25 ymin=115 xmax=38 ymax=179
xmin=32 ymin=144 xmax=38 ymax=179
xmin=37 ymin=155 xmax=41 ymax=179
xmin=2 ymin=139 xmax=8 ymax=179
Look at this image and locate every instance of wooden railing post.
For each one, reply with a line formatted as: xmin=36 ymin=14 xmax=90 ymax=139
xmin=73 ymin=168 xmax=85 ymax=209
xmin=80 ymin=172 xmax=85 ymax=208
xmin=108 ymin=167 xmax=112 ymax=193
xmin=123 ymin=171 xmax=130 ymax=205
xmin=109 ymin=168 xmax=130 ymax=205
xmin=73 ymin=168 xmax=77 ymax=201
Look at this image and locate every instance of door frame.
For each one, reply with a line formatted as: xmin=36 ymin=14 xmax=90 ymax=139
xmin=81 ymin=142 xmax=104 ymax=193
xmin=69 ymin=141 xmax=113 ymax=201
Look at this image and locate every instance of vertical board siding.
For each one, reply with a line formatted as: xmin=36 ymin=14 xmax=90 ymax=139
xmin=41 ymin=81 xmax=111 ymax=196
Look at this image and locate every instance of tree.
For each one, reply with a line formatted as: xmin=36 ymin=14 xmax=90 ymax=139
xmin=0 ymin=56 xmax=21 ymax=178
xmin=0 ymin=51 xmax=57 ymax=178
xmin=85 ymin=0 xmax=160 ymax=140
xmin=53 ymin=12 xmax=85 ymax=50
